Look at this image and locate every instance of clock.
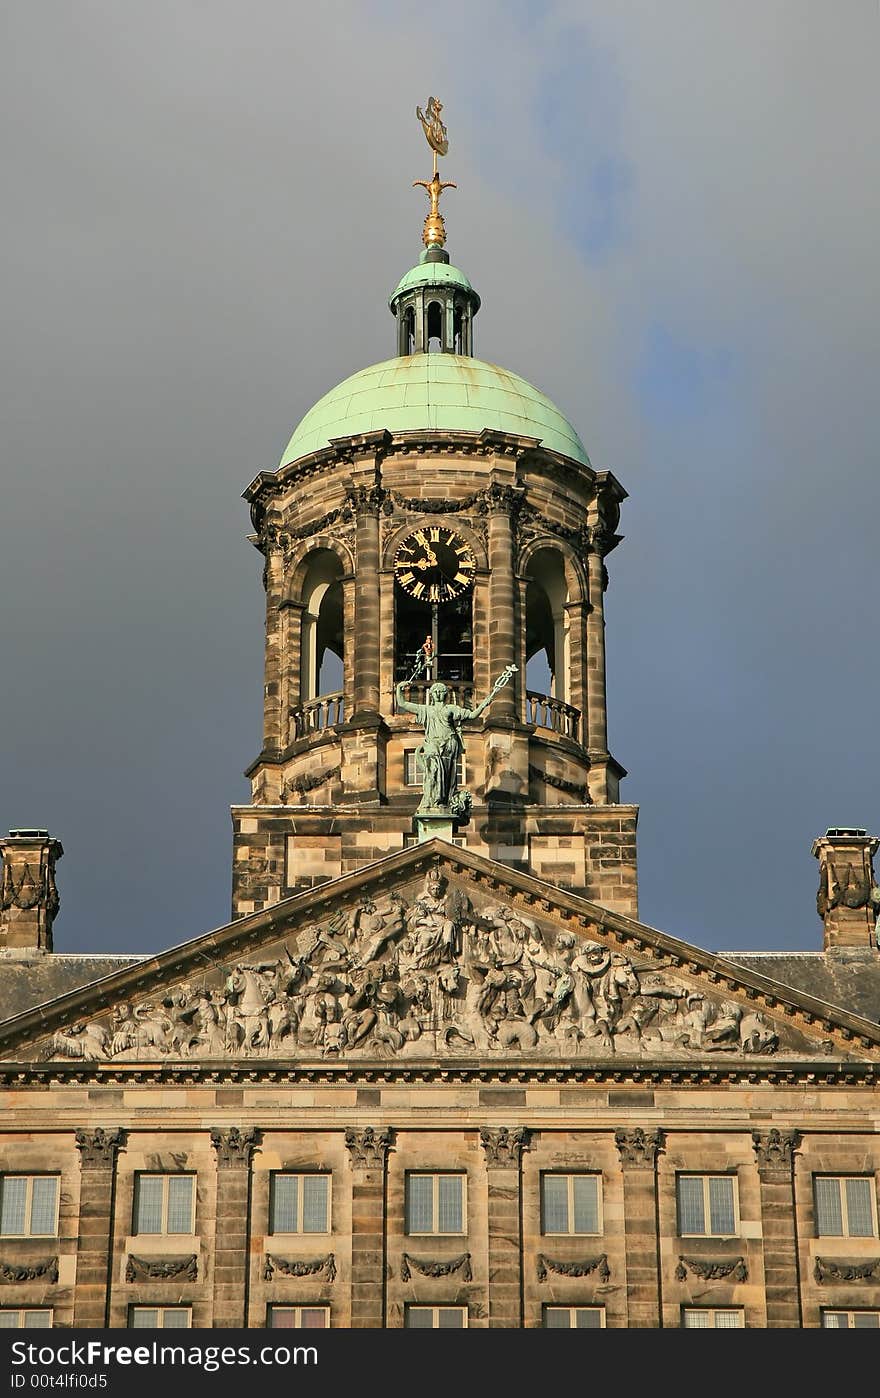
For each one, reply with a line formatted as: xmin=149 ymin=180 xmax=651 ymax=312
xmin=393 ymin=526 xmax=476 ymax=603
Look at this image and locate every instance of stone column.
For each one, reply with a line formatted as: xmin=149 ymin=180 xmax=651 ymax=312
xmin=752 ymin=1129 xmax=803 ymax=1328
xmin=345 ymin=1127 xmax=392 ymax=1329
xmin=73 ymin=1128 xmax=125 ymax=1328
xmin=485 ymin=484 xmax=521 ymax=724
xmin=585 ymin=546 xmax=610 ymax=801
xmin=564 ymin=599 xmax=590 ymax=745
xmin=211 ymin=1127 xmax=259 ymax=1328
xmin=812 ymin=829 xmax=880 ymax=950
xmin=350 ymin=485 xmax=383 ymax=720
xmin=260 ymin=541 xmax=285 ymax=755
xmin=615 ymin=1128 xmax=663 ymax=1328
xmin=481 ymin=1127 xmax=529 ymax=1329
xmin=0 ymin=830 xmax=63 ymax=953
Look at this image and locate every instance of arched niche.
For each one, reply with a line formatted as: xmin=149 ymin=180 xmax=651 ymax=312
xmin=294 ymin=548 xmax=345 ymax=702
xmin=524 ymin=546 xmax=570 ymax=703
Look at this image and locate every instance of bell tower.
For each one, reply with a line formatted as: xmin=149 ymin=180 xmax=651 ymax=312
xmin=232 ymin=104 xmax=636 ymax=920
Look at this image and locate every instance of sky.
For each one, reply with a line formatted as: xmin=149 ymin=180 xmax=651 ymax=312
xmin=1 ymin=1 xmax=878 ymax=957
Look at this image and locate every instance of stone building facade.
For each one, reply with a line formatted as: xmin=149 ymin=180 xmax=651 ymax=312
xmin=1 ymin=176 xmax=879 ymax=1332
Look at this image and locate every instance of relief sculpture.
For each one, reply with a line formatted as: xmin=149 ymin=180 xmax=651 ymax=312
xmin=37 ymin=871 xmax=814 ymax=1064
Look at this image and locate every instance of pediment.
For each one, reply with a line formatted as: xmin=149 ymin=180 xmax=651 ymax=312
xmin=2 ymin=841 xmax=879 ymax=1071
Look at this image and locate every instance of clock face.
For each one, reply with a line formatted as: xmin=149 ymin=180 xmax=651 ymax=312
xmin=393 ymin=526 xmax=476 ymax=603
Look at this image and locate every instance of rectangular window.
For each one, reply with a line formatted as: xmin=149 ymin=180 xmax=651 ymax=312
xmin=0 ymin=1310 xmax=52 ymax=1328
xmin=269 ymin=1174 xmax=330 ymax=1234
xmin=404 ymin=750 xmax=464 ymax=788
xmin=133 ymin=1175 xmax=195 ymax=1235
xmin=676 ymin=1175 xmax=737 ymax=1237
xmin=541 ymin=1174 xmax=601 ymax=1235
xmin=405 ymin=1306 xmax=468 ymax=1329
xmin=0 ymin=1177 xmax=59 ymax=1237
xmin=267 ymin=1306 xmax=329 ymax=1329
xmin=682 ymin=1309 xmax=744 ymax=1329
xmin=129 ymin=1308 xmax=191 ymax=1328
xmin=405 ymin=1174 xmax=465 ymax=1235
xmin=543 ymin=1307 xmax=605 ymax=1328
xmin=814 ymin=1177 xmax=877 ymax=1238
xmin=823 ymin=1311 xmax=880 ymax=1329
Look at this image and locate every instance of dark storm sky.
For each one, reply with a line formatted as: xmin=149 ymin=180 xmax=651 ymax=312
xmin=1 ymin=2 xmax=878 ymax=956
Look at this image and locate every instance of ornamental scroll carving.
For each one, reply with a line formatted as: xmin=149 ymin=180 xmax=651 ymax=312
xmin=210 ymin=1127 xmax=260 ymax=1167
xmin=33 ymin=870 xmax=818 ymax=1067
xmin=675 ymin=1256 xmax=747 ymax=1283
xmin=0 ymin=1257 xmax=58 ymax=1284
xmin=125 ymin=1255 xmax=198 ymax=1283
xmin=536 ymin=1254 xmax=610 ymax=1283
xmin=751 ymin=1129 xmax=801 ymax=1173
xmin=263 ymin=1254 xmax=336 ymax=1282
xmin=480 ymin=1127 xmax=530 ymax=1167
xmin=344 ymin=1127 xmax=392 ymax=1169
xmin=75 ymin=1128 xmax=125 ymax=1167
xmin=814 ymin=1257 xmax=880 ymax=1284
xmin=400 ymin=1253 xmax=472 ymax=1282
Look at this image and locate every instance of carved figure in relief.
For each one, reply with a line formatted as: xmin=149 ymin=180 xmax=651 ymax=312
xmin=401 ymin=870 xmax=464 ymax=971
xmin=352 ymin=894 xmax=408 ymax=967
xmin=703 ymin=999 xmax=743 ymax=1049
xmin=109 ymin=1002 xmax=172 ymax=1055
xmin=297 ymin=972 xmax=345 ymax=1050
xmin=52 ymin=1019 xmax=111 ymax=1060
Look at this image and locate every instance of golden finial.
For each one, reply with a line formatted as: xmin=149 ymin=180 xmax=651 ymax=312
xmin=414 ymin=97 xmax=456 ymax=248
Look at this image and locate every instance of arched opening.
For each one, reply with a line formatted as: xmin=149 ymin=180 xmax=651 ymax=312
xmin=426 ymin=300 xmax=443 ymax=352
xmin=299 ymin=550 xmax=344 ymax=704
xmin=401 ymin=305 xmax=415 ymax=355
xmin=453 ymin=302 xmax=463 ymax=354
xmin=525 ymin=548 xmax=569 ymax=703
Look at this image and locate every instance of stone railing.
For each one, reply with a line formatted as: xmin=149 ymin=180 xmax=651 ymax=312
xmin=525 ymin=690 xmax=581 ymax=743
xmin=290 ymin=691 xmax=345 ymax=739
xmin=395 ymin=680 xmax=475 ymax=712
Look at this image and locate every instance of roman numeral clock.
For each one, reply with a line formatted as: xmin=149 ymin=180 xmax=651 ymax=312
xmin=393 ymin=526 xmax=476 ymax=603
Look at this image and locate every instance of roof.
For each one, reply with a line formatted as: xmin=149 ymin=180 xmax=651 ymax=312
xmin=0 ymin=954 xmax=145 ymax=1020
xmin=725 ymin=950 xmax=880 ymax=1025
xmin=389 ymin=259 xmax=477 ymax=303
xmin=280 ymin=355 xmax=591 ymax=467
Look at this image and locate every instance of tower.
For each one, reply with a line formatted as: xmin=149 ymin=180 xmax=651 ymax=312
xmin=233 ymin=112 xmax=636 ymax=921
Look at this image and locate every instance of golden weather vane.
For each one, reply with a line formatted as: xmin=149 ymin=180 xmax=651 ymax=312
xmin=414 ymin=96 xmax=456 ymax=249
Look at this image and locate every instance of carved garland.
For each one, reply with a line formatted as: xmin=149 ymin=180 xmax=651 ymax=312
xmin=125 ymin=1255 xmax=198 ymax=1283
xmin=814 ymin=1257 xmax=880 ymax=1284
xmin=401 ymin=1253 xmax=472 ymax=1282
xmin=527 ymin=764 xmax=590 ymax=802
xmin=0 ymin=1258 xmax=58 ymax=1284
xmin=264 ymin=1254 xmax=336 ymax=1283
xmin=283 ymin=767 xmax=341 ymax=800
xmin=536 ymin=1253 xmax=610 ymax=1283
xmin=675 ymin=1256 xmax=747 ymax=1283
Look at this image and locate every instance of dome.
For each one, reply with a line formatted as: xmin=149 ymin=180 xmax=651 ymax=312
xmin=281 ymin=355 xmax=590 ymax=467
xmin=389 ymin=259 xmax=478 ymax=306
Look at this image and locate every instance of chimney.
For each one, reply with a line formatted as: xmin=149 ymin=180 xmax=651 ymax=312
xmin=0 ymin=829 xmax=63 ymax=954
xmin=812 ymin=827 xmax=880 ymax=952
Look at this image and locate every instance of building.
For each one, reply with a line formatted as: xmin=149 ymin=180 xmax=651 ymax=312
xmin=1 ymin=113 xmax=879 ymax=1331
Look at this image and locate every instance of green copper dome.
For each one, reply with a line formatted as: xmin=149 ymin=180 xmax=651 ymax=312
xmin=389 ymin=259 xmax=478 ymax=306
xmin=281 ymin=355 xmax=590 ymax=467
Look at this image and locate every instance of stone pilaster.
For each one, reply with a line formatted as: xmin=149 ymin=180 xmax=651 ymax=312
xmin=480 ymin=1127 xmax=529 ymax=1329
xmin=211 ymin=1127 xmax=259 ymax=1328
xmin=0 ymin=830 xmax=63 ymax=953
xmin=615 ymin=1128 xmax=663 ymax=1328
xmin=345 ymin=1127 xmax=391 ymax=1329
xmin=73 ymin=1128 xmax=125 ymax=1328
xmin=752 ymin=1129 xmax=802 ymax=1328
xmin=350 ymin=486 xmax=382 ymax=720
xmin=261 ymin=542 xmax=285 ymax=754
xmin=485 ymin=483 xmax=522 ymax=724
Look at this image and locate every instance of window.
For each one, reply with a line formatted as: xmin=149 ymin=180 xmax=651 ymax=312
xmin=405 ymin=1174 xmax=465 ymax=1235
xmin=0 ymin=1176 xmax=58 ymax=1237
xmin=677 ymin=1175 xmax=737 ymax=1237
xmin=405 ymin=1306 xmax=468 ymax=1328
xmin=543 ymin=1307 xmax=605 ymax=1328
xmin=404 ymin=750 xmax=464 ymax=788
xmin=823 ymin=1311 xmax=880 ymax=1329
xmin=541 ymin=1174 xmax=601 ymax=1235
xmin=0 ymin=1310 xmax=52 ymax=1328
xmin=268 ymin=1306 xmax=329 ymax=1329
xmin=682 ymin=1309 xmax=744 ymax=1329
xmin=814 ymin=1177 xmax=877 ymax=1238
xmin=133 ymin=1175 xmax=195 ymax=1235
xmin=129 ymin=1308 xmax=191 ymax=1328
xmin=269 ymin=1174 xmax=330 ymax=1234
